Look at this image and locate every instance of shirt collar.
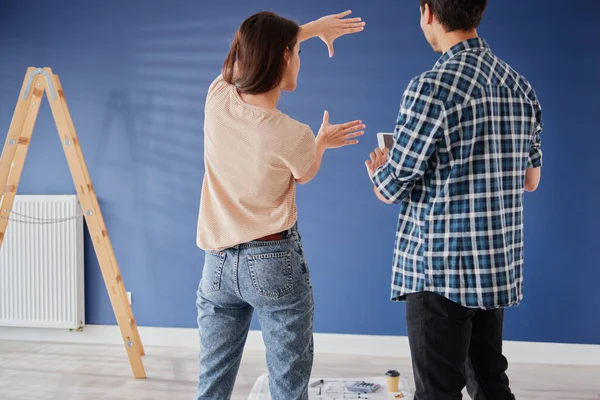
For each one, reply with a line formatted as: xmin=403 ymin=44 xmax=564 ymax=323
xmin=434 ymin=37 xmax=489 ymax=68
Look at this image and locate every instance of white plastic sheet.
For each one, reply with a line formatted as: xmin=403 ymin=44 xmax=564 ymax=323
xmin=248 ymin=373 xmax=413 ymax=400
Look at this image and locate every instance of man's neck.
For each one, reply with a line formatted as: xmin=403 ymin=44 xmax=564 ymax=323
xmin=438 ymin=29 xmax=479 ymax=54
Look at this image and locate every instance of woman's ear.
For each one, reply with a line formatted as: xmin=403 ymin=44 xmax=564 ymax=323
xmin=283 ymin=49 xmax=290 ymax=66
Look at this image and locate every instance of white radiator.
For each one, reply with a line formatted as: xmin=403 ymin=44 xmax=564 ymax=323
xmin=0 ymin=195 xmax=84 ymax=329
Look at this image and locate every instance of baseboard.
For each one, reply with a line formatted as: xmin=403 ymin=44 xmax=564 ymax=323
xmin=0 ymin=324 xmax=598 ymax=366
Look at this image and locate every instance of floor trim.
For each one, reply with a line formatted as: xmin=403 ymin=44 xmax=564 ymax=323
xmin=1 ymin=325 xmax=598 ymax=366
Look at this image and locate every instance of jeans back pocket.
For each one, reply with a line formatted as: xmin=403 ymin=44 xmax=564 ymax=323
xmin=201 ymin=251 xmax=226 ymax=294
xmin=247 ymin=251 xmax=293 ymax=299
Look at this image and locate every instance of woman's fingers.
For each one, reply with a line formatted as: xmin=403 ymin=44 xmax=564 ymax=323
xmin=340 ymin=120 xmax=363 ymax=129
xmin=322 ymin=110 xmax=330 ymax=125
xmin=342 ymin=26 xmax=365 ymax=35
xmin=341 ymin=123 xmax=366 ymax=135
xmin=343 ymin=21 xmax=366 ymax=29
xmin=335 ymin=10 xmax=353 ymax=18
xmin=344 ymin=131 xmax=364 ymax=139
xmin=341 ymin=17 xmax=362 ymax=24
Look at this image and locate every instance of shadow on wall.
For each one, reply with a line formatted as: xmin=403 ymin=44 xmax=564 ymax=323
xmin=84 ymin=18 xmax=240 ymax=325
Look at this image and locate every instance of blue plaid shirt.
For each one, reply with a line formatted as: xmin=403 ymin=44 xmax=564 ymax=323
xmin=372 ymin=38 xmax=543 ymax=309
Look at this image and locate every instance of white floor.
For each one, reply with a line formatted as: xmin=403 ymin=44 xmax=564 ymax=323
xmin=0 ymin=341 xmax=598 ymax=399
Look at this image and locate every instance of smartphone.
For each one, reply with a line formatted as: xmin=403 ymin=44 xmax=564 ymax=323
xmin=377 ymin=132 xmax=394 ymax=150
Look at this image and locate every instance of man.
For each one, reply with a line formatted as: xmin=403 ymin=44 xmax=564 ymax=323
xmin=365 ymin=1 xmax=543 ymax=398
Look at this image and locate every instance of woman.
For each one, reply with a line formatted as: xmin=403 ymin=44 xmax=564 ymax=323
xmin=195 ymin=10 xmax=366 ymax=400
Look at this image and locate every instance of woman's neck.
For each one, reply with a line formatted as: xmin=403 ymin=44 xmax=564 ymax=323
xmin=239 ymin=87 xmax=281 ymax=110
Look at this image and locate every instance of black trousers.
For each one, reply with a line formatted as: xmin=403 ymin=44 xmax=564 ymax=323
xmin=406 ymin=292 xmax=515 ymax=400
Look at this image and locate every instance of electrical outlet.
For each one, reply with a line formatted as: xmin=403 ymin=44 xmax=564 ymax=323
xmin=127 ymin=292 xmax=132 ymax=305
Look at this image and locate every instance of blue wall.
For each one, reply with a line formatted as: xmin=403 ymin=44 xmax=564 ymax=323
xmin=0 ymin=0 xmax=598 ymax=345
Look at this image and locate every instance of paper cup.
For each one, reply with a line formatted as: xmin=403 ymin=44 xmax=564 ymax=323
xmin=386 ymin=370 xmax=400 ymax=392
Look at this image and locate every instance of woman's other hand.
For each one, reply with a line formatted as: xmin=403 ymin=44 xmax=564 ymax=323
xmin=300 ymin=11 xmax=366 ymax=57
xmin=317 ymin=110 xmax=365 ymax=149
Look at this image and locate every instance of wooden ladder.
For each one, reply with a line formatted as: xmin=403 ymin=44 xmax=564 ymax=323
xmin=0 ymin=67 xmax=146 ymax=379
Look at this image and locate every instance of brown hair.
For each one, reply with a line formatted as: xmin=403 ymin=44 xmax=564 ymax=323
xmin=222 ymin=11 xmax=300 ymax=95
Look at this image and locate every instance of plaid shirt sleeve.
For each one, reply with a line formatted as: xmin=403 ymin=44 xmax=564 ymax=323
xmin=371 ymin=78 xmax=445 ymax=203
xmin=527 ymin=99 xmax=543 ymax=169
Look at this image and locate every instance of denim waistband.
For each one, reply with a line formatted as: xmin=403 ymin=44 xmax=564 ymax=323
xmin=237 ymin=222 xmax=298 ymax=249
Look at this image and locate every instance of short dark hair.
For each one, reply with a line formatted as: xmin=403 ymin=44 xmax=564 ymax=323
xmin=222 ymin=11 xmax=300 ymax=95
xmin=420 ymin=0 xmax=488 ymax=32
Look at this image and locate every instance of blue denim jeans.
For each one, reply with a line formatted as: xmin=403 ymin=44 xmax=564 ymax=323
xmin=194 ymin=224 xmax=314 ymax=400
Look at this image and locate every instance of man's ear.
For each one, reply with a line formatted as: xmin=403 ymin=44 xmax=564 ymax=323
xmin=423 ymin=3 xmax=435 ymax=25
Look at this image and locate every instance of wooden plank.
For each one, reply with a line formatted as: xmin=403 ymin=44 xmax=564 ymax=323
xmin=0 ymin=73 xmax=45 ymax=247
xmin=51 ymin=73 xmax=145 ymax=357
xmin=44 ymin=70 xmax=146 ymax=379
xmin=0 ymin=67 xmax=37 ymax=196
